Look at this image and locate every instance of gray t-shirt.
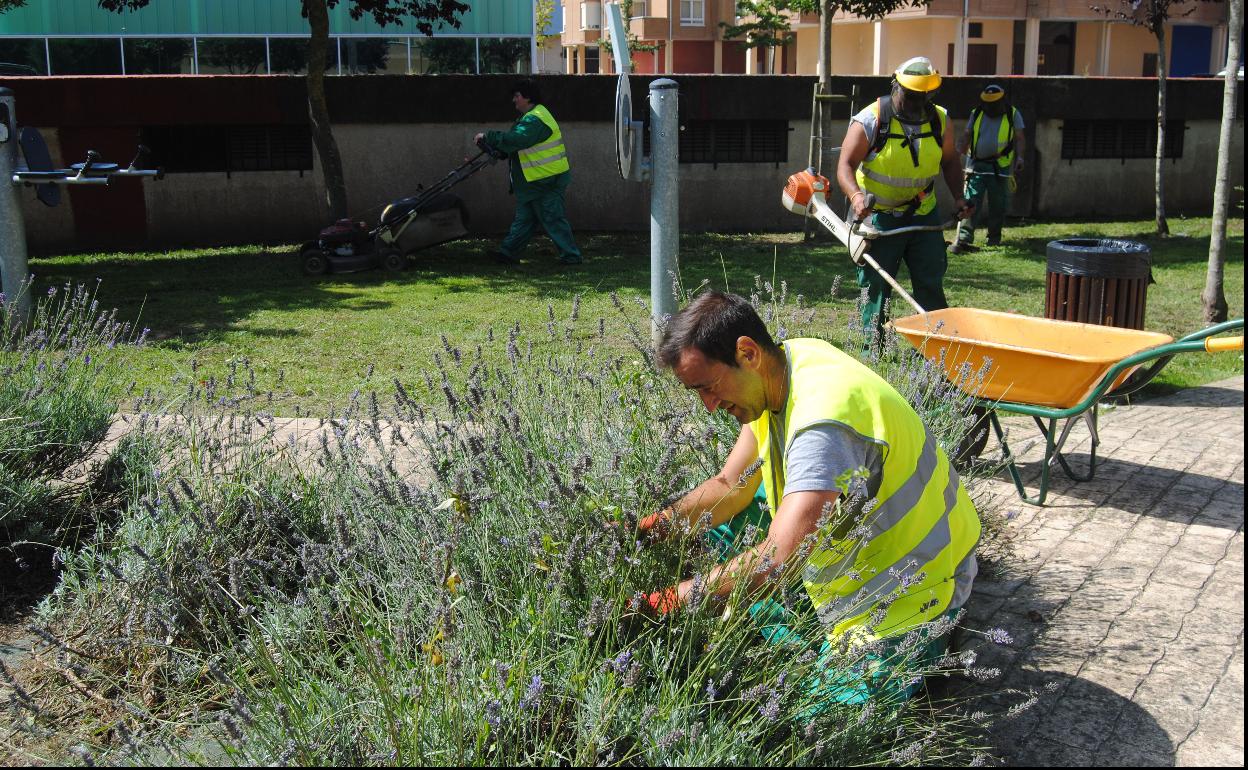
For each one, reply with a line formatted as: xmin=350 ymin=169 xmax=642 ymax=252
xmin=773 ymin=416 xmax=884 ymax=505
xmin=968 ymin=108 xmax=1024 ymax=164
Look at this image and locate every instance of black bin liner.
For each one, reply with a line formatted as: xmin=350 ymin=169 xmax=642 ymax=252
xmin=1046 ymin=238 xmax=1151 ymax=280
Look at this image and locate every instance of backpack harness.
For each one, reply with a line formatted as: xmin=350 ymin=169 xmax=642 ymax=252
xmin=867 ymin=96 xmax=945 ymax=222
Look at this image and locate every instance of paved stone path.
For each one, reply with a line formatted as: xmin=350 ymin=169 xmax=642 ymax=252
xmin=955 ymin=376 xmax=1244 ymax=767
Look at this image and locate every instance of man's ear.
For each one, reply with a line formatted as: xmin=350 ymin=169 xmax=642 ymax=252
xmin=736 ymin=336 xmax=763 ymax=370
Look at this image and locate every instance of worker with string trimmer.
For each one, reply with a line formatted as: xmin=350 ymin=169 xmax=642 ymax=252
xmin=836 ymin=57 xmax=974 ymax=343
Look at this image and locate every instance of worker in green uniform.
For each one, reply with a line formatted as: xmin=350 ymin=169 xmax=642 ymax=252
xmin=949 ymin=84 xmax=1026 ymax=253
xmin=475 ymin=79 xmax=582 ymax=266
xmin=836 ymin=57 xmax=972 ymax=337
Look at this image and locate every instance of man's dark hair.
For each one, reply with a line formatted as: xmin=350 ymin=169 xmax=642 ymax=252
xmin=657 ymin=291 xmax=781 ymax=369
xmin=513 ymin=78 xmax=542 ymax=105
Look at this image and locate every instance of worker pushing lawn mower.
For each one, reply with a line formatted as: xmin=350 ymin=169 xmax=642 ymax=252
xmin=474 ymin=78 xmax=583 ymax=267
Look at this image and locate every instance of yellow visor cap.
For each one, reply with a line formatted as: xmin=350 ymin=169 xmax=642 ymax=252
xmin=894 ymin=56 xmax=942 ymax=92
xmin=980 ymin=85 xmax=1005 ymax=102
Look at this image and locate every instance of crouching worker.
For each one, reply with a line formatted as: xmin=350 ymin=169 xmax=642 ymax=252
xmin=636 ymin=291 xmax=980 ymax=706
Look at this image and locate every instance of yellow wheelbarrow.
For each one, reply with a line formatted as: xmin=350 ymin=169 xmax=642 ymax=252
xmin=892 ymin=309 xmax=1244 ymax=505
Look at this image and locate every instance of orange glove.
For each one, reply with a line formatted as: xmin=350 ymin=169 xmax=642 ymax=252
xmin=638 ymin=511 xmax=671 ymax=541
xmin=645 ymin=587 xmax=681 ymax=616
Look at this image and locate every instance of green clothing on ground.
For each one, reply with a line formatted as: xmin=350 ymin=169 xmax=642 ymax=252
xmin=485 ymin=109 xmax=582 ymax=261
xmin=957 ymin=166 xmax=1011 ymax=246
xmin=707 ymin=491 xmax=954 ymax=709
xmin=856 ymin=209 xmax=949 ymax=335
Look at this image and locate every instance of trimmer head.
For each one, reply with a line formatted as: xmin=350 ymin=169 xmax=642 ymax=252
xmin=781 ymin=167 xmax=832 ymax=214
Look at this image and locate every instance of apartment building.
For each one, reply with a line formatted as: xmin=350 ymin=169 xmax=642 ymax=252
xmin=562 ymin=0 xmax=798 ymax=75
xmin=563 ymin=0 xmax=1231 ymax=77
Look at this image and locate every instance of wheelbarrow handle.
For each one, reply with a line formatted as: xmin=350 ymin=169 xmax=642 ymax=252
xmin=1206 ymin=335 xmax=1244 ymax=353
xmin=1043 ymin=319 xmax=1245 ymax=417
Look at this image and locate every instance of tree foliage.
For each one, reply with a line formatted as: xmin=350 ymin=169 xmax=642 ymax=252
xmin=790 ymin=0 xmax=930 ymax=21
xmin=721 ymin=1 xmax=800 ymax=50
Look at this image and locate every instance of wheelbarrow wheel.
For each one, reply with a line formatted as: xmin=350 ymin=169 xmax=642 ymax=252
xmin=954 ymin=404 xmax=992 ymax=468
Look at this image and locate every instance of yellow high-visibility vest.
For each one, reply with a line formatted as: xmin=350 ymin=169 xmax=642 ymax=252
xmin=856 ymin=102 xmax=948 ymax=216
xmin=970 ymin=106 xmax=1019 ymax=175
xmin=749 ymin=338 xmax=980 ymax=643
xmin=516 ymin=104 xmax=570 ymax=182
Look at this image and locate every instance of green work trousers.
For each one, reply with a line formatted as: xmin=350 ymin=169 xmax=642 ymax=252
xmin=856 ymin=209 xmax=949 ymax=335
xmin=500 ymin=172 xmax=582 ymax=262
xmin=957 ymin=171 xmax=1011 ymax=246
xmin=707 ymin=491 xmax=954 ymax=710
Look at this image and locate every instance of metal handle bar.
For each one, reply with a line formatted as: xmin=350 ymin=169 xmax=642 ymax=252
xmin=992 ymin=318 xmax=1245 ymax=419
xmin=73 ymin=150 xmax=100 ymax=181
xmin=12 ymin=171 xmax=108 ymax=185
xmin=852 ymin=219 xmax=959 ymax=239
xmin=850 ymin=192 xmax=965 ymax=239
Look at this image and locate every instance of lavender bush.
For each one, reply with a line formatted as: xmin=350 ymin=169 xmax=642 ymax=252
xmin=10 ymin=280 xmax=1022 ymax=765
xmin=1 ymin=281 xmax=147 ymax=550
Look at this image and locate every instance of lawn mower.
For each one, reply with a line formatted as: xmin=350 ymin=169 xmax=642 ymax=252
xmin=299 ymin=138 xmax=505 ymax=276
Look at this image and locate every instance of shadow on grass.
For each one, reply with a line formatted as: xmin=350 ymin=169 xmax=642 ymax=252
xmin=29 ymin=232 xmax=869 ymax=346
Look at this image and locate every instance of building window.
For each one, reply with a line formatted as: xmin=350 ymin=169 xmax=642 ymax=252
xmin=0 ymin=38 xmax=48 ymax=75
xmin=267 ymin=37 xmax=340 ymax=75
xmin=632 ymin=0 xmax=650 ymax=16
xmin=584 ymin=45 xmax=600 ymax=74
xmin=123 ymin=38 xmax=194 ymax=74
xmin=141 ymin=125 xmax=313 ymax=174
xmin=666 ymin=120 xmax=788 ymax=164
xmin=479 ymin=38 xmax=531 ymax=74
xmin=581 ymin=2 xmax=602 ymax=30
xmin=48 ymin=38 xmax=122 ymax=75
xmin=968 ymin=22 xmax=983 ymax=39
xmin=681 ymin=0 xmax=705 ymax=25
xmin=412 ymin=37 xmax=476 ymax=73
xmin=1060 ymin=119 xmax=1185 ymax=161
xmin=341 ymin=38 xmax=407 ymax=74
xmin=196 ymin=38 xmax=266 ymax=75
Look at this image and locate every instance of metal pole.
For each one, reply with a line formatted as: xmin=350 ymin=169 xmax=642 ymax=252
xmin=649 ymin=78 xmax=678 ymax=344
xmin=0 ymin=88 xmax=32 ymax=322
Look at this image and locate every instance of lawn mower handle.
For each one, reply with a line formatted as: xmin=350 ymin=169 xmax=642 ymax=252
xmin=475 ymin=137 xmax=507 ymax=161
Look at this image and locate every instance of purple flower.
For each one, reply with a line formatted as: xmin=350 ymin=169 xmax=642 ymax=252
xmin=985 ymin=627 xmax=1014 ymax=645
xmin=520 ymin=674 xmax=544 ymax=710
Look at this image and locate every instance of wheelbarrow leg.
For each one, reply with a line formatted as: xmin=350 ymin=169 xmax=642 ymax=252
xmin=1034 ymin=403 xmax=1100 ymax=483
xmin=990 ymin=410 xmax=1051 ymax=506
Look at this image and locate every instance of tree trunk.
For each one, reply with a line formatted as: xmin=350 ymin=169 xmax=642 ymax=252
xmin=818 ymin=2 xmax=831 ymax=92
xmin=817 ymin=3 xmax=832 ymax=171
xmin=305 ymin=0 xmax=349 ymax=221
xmin=1153 ymin=23 xmax=1169 ymax=236
xmin=1203 ymin=0 xmax=1242 ymax=324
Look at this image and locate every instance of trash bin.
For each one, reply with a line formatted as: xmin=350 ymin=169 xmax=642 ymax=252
xmin=1045 ymin=238 xmax=1152 ymax=330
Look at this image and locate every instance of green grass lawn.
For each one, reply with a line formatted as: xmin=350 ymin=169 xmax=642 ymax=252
xmin=28 ymin=215 xmax=1244 ymax=415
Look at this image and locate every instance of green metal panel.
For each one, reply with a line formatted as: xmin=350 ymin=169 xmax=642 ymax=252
xmin=0 ymin=0 xmax=532 ymax=37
